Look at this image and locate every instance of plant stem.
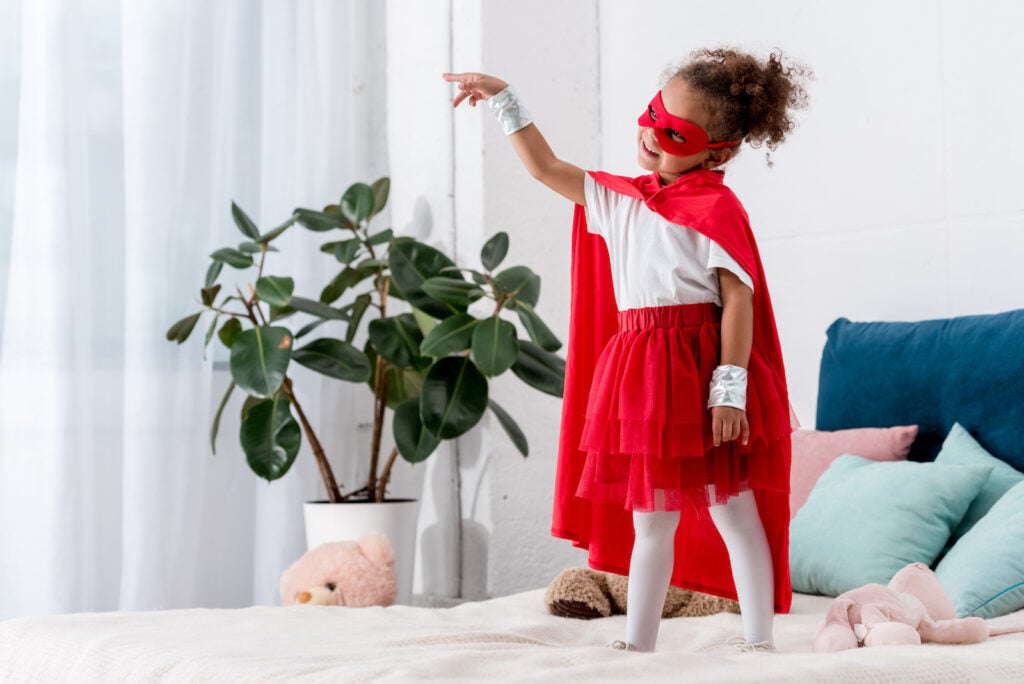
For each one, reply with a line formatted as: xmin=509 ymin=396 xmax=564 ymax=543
xmin=366 ymin=274 xmax=391 ymax=500
xmin=367 ymin=356 xmax=389 ymax=500
xmin=247 ymin=283 xmax=270 ymax=326
xmin=235 ymin=285 xmax=268 ymax=326
xmin=282 ymin=377 xmax=342 ymax=503
xmin=376 ymin=447 xmax=399 ymax=502
xmin=493 ymin=293 xmax=509 ymax=317
xmin=257 ymin=247 xmax=267 ymax=280
xmin=236 ymin=286 xmax=255 ymax=319
xmin=364 ymin=229 xmax=377 ymax=260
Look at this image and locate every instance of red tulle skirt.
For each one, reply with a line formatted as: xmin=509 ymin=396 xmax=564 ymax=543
xmin=576 ymin=303 xmax=790 ymax=513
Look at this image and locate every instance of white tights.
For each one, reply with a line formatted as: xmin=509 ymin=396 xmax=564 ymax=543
xmin=624 ymin=489 xmax=774 ymax=651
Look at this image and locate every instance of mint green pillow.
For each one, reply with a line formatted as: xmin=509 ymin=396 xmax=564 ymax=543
xmin=935 ymin=481 xmax=1024 ymax=618
xmin=935 ymin=423 xmax=1024 ymax=541
xmin=790 ymin=455 xmax=992 ymax=596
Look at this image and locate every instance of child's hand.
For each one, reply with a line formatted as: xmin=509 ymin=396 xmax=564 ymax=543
xmin=443 ymin=72 xmax=509 ymax=108
xmin=711 ymin=406 xmax=749 ymax=447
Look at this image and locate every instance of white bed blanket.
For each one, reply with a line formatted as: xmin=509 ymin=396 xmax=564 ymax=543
xmin=2 ymin=590 xmax=1023 ymax=683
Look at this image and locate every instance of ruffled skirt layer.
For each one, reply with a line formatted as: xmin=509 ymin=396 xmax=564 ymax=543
xmin=576 ymin=303 xmax=791 ymax=513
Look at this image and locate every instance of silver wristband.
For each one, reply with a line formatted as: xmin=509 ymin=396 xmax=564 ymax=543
xmin=487 ymin=86 xmax=533 ymax=135
xmin=708 ymin=364 xmax=748 ymax=411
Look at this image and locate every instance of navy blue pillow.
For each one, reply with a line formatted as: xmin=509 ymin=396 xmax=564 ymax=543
xmin=816 ymin=310 xmax=1024 ymax=469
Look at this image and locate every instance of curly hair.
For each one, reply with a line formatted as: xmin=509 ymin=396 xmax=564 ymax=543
xmin=666 ymin=48 xmax=811 ymax=153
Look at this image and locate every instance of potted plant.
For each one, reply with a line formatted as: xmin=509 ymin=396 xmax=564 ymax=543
xmin=167 ymin=177 xmax=565 ymax=601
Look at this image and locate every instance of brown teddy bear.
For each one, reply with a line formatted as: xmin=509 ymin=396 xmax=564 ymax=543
xmin=544 ymin=567 xmax=740 ymax=619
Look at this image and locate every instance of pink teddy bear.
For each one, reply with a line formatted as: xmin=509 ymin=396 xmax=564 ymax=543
xmin=814 ymin=562 xmax=989 ymax=651
xmin=280 ymin=533 xmax=398 ymax=608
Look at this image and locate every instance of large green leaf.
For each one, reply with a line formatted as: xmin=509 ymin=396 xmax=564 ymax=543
xmin=320 ymin=265 xmax=375 ymax=305
xmin=368 ymin=313 xmax=426 ymax=369
xmin=480 ymin=231 xmax=509 ymax=272
xmin=471 ymin=316 xmax=518 ymax=377
xmin=295 ymin=317 xmax=328 ymax=340
xmin=346 ymin=293 xmax=373 ymax=344
xmin=516 ymin=302 xmax=562 ymax=352
xmin=365 ymin=342 xmax=427 ymax=408
xmin=393 ymin=398 xmax=440 ymax=464
xmin=341 ymin=183 xmax=376 ymax=225
xmin=218 ymin=318 xmax=243 ymax=348
xmin=332 ymin=238 xmax=362 ymax=265
xmin=209 ymin=248 xmax=253 ymax=269
xmin=411 ymin=307 xmax=437 ymax=337
xmin=294 ymin=208 xmax=343 ymax=232
xmin=420 ymin=357 xmax=489 ymax=439
xmin=420 ymin=313 xmax=478 ymax=356
xmin=421 ymin=277 xmax=484 ymax=311
xmin=231 ymin=201 xmax=260 ymax=239
xmin=255 ymin=276 xmax=294 ymax=308
xmin=166 ymin=312 xmax=203 ymax=344
xmin=289 ymin=296 xmax=348 ymax=321
xmin=388 ymin=240 xmax=459 ymax=318
xmin=292 ymin=337 xmax=372 ymax=382
xmin=205 ymin=260 xmax=224 ymax=288
xmin=258 ymin=216 xmax=296 ymax=244
xmin=384 ymin=274 xmax=407 ymax=302
xmin=202 ymin=315 xmax=219 ymax=358
xmin=385 ymin=367 xmax=426 ymax=408
xmin=367 ymin=228 xmax=393 ymax=245
xmin=210 ymin=381 xmax=235 ymax=454
xmin=510 ymin=340 xmax=565 ymax=397
xmin=488 ymin=399 xmax=528 ymax=457
xmin=240 ymin=393 xmax=301 ymax=481
xmin=370 ymin=177 xmax=390 ymax=218
xmin=240 ymin=395 xmax=262 ymax=422
xmin=200 ymin=284 xmax=222 ymax=307
xmin=494 ymin=266 xmax=540 ymax=309
xmin=229 ymin=326 xmax=293 ymax=398
xmin=270 ymin=304 xmax=298 ymax=322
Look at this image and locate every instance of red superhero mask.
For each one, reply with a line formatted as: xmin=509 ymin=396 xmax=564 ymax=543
xmin=638 ymin=92 xmax=741 ymax=157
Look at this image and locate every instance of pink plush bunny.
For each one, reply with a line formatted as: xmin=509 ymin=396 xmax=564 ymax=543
xmin=814 ymin=562 xmax=989 ymax=651
xmin=279 ymin=533 xmax=397 ymax=607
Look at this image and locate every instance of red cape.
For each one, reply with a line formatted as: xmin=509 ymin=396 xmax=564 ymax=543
xmin=551 ymin=169 xmax=793 ymax=612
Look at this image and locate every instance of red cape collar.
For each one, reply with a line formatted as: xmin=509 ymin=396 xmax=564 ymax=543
xmin=587 ymin=169 xmax=760 ymax=290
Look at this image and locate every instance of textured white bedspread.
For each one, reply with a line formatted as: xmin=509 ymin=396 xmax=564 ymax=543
xmin=2 ymin=590 xmax=1023 ymax=683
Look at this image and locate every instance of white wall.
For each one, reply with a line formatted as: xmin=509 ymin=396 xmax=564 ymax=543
xmin=387 ymin=0 xmax=1024 ymax=598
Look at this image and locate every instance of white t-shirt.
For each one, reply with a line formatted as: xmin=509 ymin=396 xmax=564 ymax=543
xmin=583 ymin=173 xmax=754 ymax=311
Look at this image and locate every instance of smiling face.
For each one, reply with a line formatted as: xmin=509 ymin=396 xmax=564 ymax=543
xmin=636 ymin=77 xmax=734 ymax=184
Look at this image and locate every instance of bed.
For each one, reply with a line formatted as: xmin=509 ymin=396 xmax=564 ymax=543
xmin=3 ymin=310 xmax=1024 ymax=683
xmin=1 ymin=590 xmax=1023 ymax=683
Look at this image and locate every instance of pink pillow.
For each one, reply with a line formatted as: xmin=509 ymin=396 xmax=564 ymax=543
xmin=790 ymin=426 xmax=918 ymax=518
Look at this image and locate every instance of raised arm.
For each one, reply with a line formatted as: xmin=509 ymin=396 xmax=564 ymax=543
xmin=443 ymin=72 xmax=586 ymax=206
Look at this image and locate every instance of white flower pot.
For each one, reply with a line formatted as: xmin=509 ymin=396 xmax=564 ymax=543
xmin=303 ymin=499 xmax=420 ymax=605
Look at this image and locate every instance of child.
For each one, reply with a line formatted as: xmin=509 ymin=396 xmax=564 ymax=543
xmin=445 ymin=48 xmax=808 ymax=652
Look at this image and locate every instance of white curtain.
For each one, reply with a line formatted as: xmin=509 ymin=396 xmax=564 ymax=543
xmin=0 ymin=0 xmax=390 ymax=618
